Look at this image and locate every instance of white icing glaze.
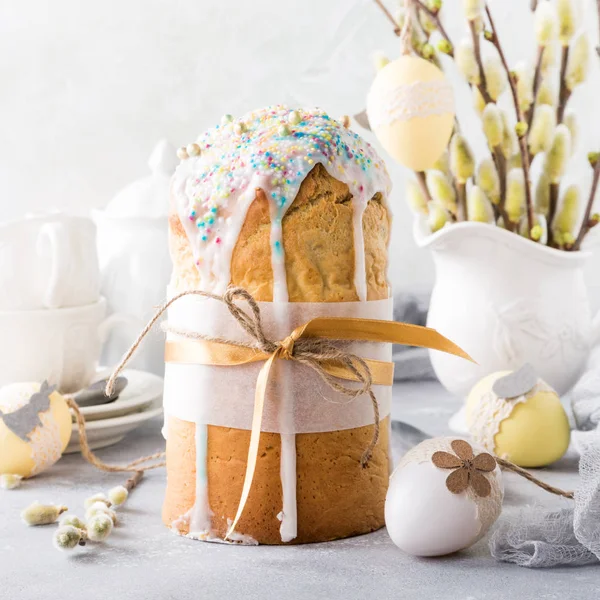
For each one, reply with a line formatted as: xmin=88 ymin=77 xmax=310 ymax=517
xmin=352 ymin=203 xmax=368 ymax=301
xmin=278 ymin=433 xmax=297 ymax=543
xmin=272 ymin=303 xmax=297 ymax=542
xmin=189 ymin=423 xmax=212 ymax=535
xmin=172 ymin=517 xmax=258 ymax=546
xmin=171 ymin=106 xmax=391 ymax=297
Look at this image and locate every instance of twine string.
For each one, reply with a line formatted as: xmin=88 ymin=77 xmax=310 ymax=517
xmin=495 ymin=457 xmax=575 ymax=500
xmin=106 ymin=286 xmax=381 ymax=466
xmin=66 ymin=397 xmax=165 ymax=473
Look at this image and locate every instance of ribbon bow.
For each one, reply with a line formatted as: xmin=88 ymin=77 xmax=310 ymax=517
xmin=106 ymin=286 xmax=473 ymax=540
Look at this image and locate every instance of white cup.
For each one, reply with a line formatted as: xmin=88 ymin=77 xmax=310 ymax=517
xmin=0 ymin=297 xmax=131 ymax=393
xmin=0 ymin=214 xmax=100 ymax=310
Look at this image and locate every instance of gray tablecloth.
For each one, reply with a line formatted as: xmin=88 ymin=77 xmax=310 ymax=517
xmin=0 ymin=381 xmax=593 ymax=600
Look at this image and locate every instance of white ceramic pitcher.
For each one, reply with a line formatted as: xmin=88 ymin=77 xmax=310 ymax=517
xmin=414 ymin=220 xmax=600 ymax=397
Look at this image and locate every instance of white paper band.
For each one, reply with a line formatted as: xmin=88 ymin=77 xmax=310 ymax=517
xmin=163 ymin=296 xmax=393 ymax=434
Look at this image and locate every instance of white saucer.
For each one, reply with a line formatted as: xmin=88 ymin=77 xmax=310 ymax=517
xmin=65 ymin=402 xmax=163 ymax=454
xmin=77 ymin=369 xmax=163 ymax=422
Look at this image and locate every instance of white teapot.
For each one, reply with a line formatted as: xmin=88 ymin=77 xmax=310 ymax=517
xmin=94 ymin=140 xmax=177 ymax=375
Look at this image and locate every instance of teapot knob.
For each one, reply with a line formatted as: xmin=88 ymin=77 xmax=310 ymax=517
xmin=148 ymin=139 xmax=178 ymax=176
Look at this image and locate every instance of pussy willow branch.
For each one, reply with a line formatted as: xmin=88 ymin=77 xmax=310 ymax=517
xmin=414 ymin=0 xmax=454 ymax=56
xmin=466 ymin=16 xmax=509 ymax=212
xmin=373 ymin=0 xmax=401 ymax=35
xmin=548 ymin=183 xmax=560 ymax=246
xmin=492 ymin=147 xmax=511 ymax=227
xmin=469 ymin=19 xmax=493 ymax=105
xmin=485 ymin=3 xmax=535 ymax=234
xmin=573 ymin=158 xmax=600 ymax=250
xmin=528 ymin=45 xmax=544 ymax=128
xmin=557 ymin=45 xmax=571 ymax=123
xmin=456 ymin=182 xmax=467 ymax=222
xmin=415 ymin=170 xmax=433 ymax=204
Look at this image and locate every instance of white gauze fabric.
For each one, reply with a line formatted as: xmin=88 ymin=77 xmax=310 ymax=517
xmin=490 ymin=429 xmax=600 ymax=568
xmin=163 ymin=294 xmax=393 ymax=434
xmin=490 ymin=348 xmax=600 ymax=568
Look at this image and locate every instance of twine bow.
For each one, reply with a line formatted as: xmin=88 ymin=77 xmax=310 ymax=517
xmin=105 ymin=286 xmax=473 ymax=540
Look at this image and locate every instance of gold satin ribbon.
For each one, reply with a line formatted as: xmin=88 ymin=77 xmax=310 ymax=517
xmin=165 ymin=316 xmax=473 ymax=540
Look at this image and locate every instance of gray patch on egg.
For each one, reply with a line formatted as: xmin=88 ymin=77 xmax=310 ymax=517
xmin=0 ymin=381 xmax=54 ymax=441
xmin=492 ymin=364 xmax=538 ymax=399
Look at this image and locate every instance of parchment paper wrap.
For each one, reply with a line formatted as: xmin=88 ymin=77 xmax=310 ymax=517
xmin=163 ymin=294 xmax=393 ymax=434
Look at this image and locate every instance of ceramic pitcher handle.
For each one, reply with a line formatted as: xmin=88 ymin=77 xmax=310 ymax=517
xmin=38 ymin=222 xmax=71 ymax=309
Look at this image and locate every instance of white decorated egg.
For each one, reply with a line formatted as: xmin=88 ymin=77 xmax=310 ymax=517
xmin=385 ymin=437 xmax=503 ymax=557
xmin=367 ymin=55 xmax=455 ymax=171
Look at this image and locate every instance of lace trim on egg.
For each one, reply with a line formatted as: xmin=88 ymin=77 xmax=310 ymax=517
xmin=368 ymin=79 xmax=455 ymax=129
xmin=29 ymin=411 xmax=63 ymax=476
xmin=467 ymin=381 xmax=554 ymax=454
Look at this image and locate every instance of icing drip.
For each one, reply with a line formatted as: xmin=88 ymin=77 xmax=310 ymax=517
xmin=278 ymin=433 xmax=297 ymax=542
xmin=189 ymin=423 xmax=212 ymax=535
xmin=270 ymin=208 xmax=288 ymax=303
xmin=273 ymin=303 xmax=297 ymax=542
xmin=172 ymin=106 xmax=391 ymax=295
xmin=352 ymin=201 xmax=368 ymax=301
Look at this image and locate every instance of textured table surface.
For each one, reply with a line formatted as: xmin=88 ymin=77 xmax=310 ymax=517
xmin=0 ymin=381 xmax=594 ymax=600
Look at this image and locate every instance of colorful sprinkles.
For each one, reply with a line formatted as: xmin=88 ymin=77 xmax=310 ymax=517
xmin=172 ymin=105 xmax=390 ymax=297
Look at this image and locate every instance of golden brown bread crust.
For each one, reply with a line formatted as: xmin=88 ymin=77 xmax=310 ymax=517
xmin=164 ymin=163 xmax=391 ymax=543
xmin=163 ymin=416 xmax=390 ymax=544
xmin=169 ymin=164 xmax=390 ymax=300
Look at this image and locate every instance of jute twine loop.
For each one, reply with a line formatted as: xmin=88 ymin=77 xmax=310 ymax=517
xmin=105 ymin=286 xmax=381 ymax=466
xmin=66 ymin=397 xmax=165 ymax=474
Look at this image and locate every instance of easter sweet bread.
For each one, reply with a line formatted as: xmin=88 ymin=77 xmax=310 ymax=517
xmin=163 ymin=106 xmax=392 ymax=544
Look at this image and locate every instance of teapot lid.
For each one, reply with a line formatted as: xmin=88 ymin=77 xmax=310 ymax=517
xmin=105 ymin=140 xmax=178 ymax=218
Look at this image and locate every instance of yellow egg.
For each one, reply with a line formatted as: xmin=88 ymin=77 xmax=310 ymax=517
xmin=0 ymin=382 xmax=72 ymax=477
xmin=366 ymin=55 xmax=455 ymax=171
xmin=466 ymin=371 xmax=570 ymax=468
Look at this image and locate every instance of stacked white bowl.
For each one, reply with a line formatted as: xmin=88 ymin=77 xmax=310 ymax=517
xmin=0 ymin=213 xmax=125 ymax=393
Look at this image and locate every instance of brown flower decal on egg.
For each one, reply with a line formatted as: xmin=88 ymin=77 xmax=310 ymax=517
xmin=431 ymin=440 xmax=496 ymax=498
